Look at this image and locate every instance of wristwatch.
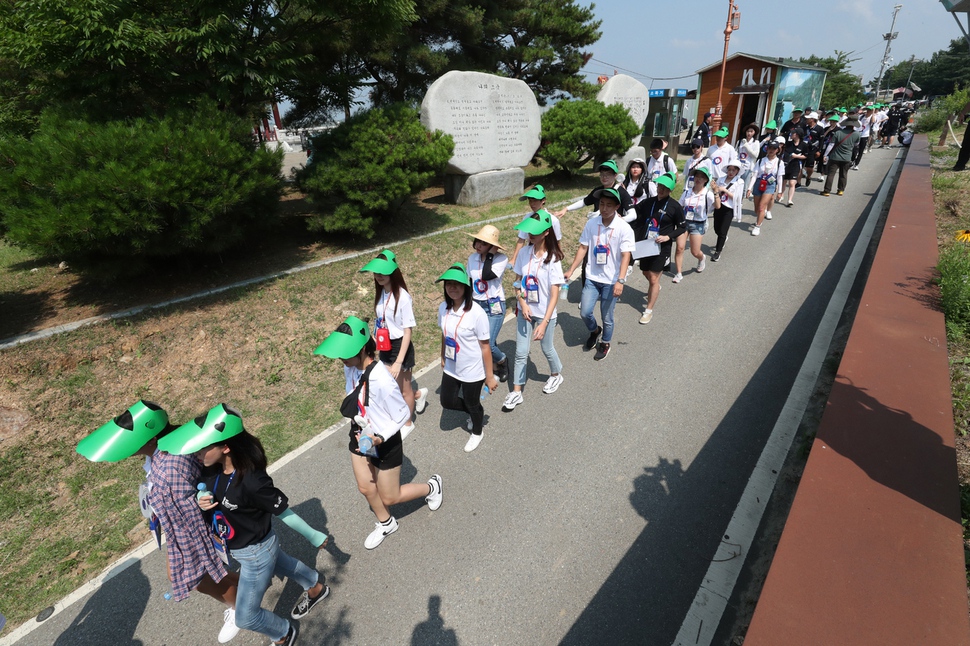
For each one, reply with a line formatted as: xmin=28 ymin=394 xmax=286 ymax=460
xmin=618 ymin=278 xmax=627 ymax=285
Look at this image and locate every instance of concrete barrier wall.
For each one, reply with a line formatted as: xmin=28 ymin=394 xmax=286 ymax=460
xmin=745 ymin=135 xmax=970 ymax=645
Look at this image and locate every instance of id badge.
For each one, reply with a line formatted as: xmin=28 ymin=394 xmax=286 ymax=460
xmin=487 ymin=296 xmax=503 ymax=315
xmin=212 ymin=534 xmax=230 ymax=565
xmin=524 ymin=276 xmax=539 ymax=304
xmin=211 ymin=511 xmax=233 ymax=565
xmin=375 ymin=327 xmax=391 ymax=352
xmin=648 ymin=221 xmax=659 ymax=240
xmin=685 ymin=205 xmax=695 ymax=216
xmin=444 ymin=336 xmax=458 ymax=361
xmin=593 ymin=244 xmax=609 ymax=266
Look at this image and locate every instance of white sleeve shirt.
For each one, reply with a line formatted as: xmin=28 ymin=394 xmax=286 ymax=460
xmin=375 ymin=289 xmax=416 ymax=340
xmin=438 ymin=302 xmax=490 ymax=382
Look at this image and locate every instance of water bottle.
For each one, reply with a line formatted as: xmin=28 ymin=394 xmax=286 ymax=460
xmin=480 ymin=385 xmax=490 ymax=401
xmin=560 ymin=279 xmax=570 ymax=295
xmin=163 ymin=591 xmax=173 ymax=600
xmin=196 ymin=482 xmax=212 ymax=501
xmin=358 ymin=433 xmax=374 ymax=455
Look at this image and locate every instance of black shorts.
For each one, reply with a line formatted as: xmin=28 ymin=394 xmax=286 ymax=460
xmin=640 ymin=244 xmax=672 ymax=273
xmin=379 ymin=336 xmax=415 ymax=370
xmin=348 ymin=426 xmax=404 ymax=470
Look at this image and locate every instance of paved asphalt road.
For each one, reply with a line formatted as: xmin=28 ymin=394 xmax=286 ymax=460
xmin=13 ymin=150 xmax=898 ymax=646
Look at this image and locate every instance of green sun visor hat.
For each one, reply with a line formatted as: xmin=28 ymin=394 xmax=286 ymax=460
xmin=593 ymin=187 xmax=622 ymax=204
xmin=314 ymin=315 xmax=370 ymax=359
xmin=77 ymin=400 xmax=168 ymax=462
xmin=157 ymin=403 xmax=244 ymax=455
xmin=828 ymin=115 xmax=840 ymax=122
xmin=359 ymin=249 xmax=398 ymax=275
xmin=515 ymin=209 xmax=553 ymax=235
xmin=598 ymin=160 xmax=619 ymax=174
xmin=520 ymin=184 xmax=546 ymax=201
xmin=653 ymin=172 xmax=676 ymax=191
xmin=436 ymin=262 xmax=471 ymax=285
xmin=714 ymin=127 xmax=729 ymax=138
xmin=692 ymin=166 xmax=711 ymax=180
xmin=764 ymin=120 xmax=777 ymax=130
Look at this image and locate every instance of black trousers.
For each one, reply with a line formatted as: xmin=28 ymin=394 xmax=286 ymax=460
xmin=852 ymin=137 xmax=868 ymax=166
xmin=956 ymin=120 xmax=970 ymax=171
xmin=713 ymin=206 xmax=733 ymax=253
xmin=440 ymin=372 xmax=485 ymax=434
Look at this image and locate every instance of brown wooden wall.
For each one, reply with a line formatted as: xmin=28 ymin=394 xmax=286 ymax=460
xmin=697 ymin=55 xmax=778 ymax=128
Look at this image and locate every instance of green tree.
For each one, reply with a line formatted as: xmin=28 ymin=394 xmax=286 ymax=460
xmin=0 ymin=103 xmax=283 ymax=274
xmin=799 ymin=51 xmax=865 ymax=109
xmin=887 ymin=39 xmax=970 ymax=98
xmin=295 ymin=104 xmax=453 ymax=237
xmin=539 ymin=100 xmax=639 ymax=176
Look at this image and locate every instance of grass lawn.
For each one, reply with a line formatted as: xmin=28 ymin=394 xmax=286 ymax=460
xmin=0 ymin=157 xmax=696 ymax=631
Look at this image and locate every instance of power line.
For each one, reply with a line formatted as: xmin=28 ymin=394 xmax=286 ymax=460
xmin=588 ymin=57 xmax=697 ymax=81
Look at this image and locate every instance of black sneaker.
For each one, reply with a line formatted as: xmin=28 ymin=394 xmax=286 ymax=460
xmin=495 ymin=359 xmax=508 ymax=383
xmin=290 ymin=584 xmax=329 ymax=619
xmin=584 ymin=326 xmax=602 ymax=351
xmin=274 ymin=623 xmax=297 ymax=646
xmin=711 ymin=251 xmax=721 ymax=262
xmin=593 ymin=342 xmax=610 ymax=361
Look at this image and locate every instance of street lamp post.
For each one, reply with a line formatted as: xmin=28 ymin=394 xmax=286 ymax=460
xmin=874 ymin=4 xmax=902 ymax=102
xmin=711 ymin=0 xmax=741 ymax=133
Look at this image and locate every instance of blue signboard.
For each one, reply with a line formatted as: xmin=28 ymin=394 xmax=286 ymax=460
xmin=648 ymin=89 xmax=666 ymax=98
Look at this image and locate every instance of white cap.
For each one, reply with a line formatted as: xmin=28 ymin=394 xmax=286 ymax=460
xmin=774 ymin=135 xmax=786 ymax=144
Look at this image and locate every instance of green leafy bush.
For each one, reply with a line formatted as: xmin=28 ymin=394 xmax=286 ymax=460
xmin=0 ymin=103 xmax=283 ymax=274
xmin=939 ymin=243 xmax=970 ymax=340
xmin=915 ymin=84 xmax=970 ymax=134
xmin=538 ymin=100 xmax=640 ymax=176
xmin=296 ymin=104 xmax=453 ymax=238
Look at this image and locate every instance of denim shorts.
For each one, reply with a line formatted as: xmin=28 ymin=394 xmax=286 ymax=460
xmin=686 ymin=220 xmax=707 ymax=235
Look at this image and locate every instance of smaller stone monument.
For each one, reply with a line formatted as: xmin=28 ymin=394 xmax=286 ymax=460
xmin=596 ymin=74 xmax=651 ymax=170
xmin=421 ymin=71 xmax=542 ymax=206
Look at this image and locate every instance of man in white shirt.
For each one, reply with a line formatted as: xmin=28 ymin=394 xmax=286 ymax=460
xmin=707 ymin=127 xmax=738 ymax=181
xmin=565 ymin=188 xmax=635 ymax=361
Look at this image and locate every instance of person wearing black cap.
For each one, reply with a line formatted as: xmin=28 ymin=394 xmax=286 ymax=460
xmin=564 ymin=187 xmax=635 ymax=360
xmin=697 ymin=112 xmax=712 ymax=147
xmin=820 ymin=113 xmax=861 ymax=197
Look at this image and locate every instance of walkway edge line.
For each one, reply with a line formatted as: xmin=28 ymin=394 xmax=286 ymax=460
xmin=671 ymin=150 xmax=905 ymax=646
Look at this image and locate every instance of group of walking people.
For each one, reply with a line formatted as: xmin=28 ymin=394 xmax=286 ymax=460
xmin=70 ymin=102 xmax=904 ymax=646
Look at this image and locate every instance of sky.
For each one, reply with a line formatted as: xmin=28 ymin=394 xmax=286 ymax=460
xmin=580 ymin=0 xmax=966 ymax=94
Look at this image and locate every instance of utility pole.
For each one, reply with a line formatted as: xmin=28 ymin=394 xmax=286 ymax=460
xmin=710 ymin=0 xmax=741 ymax=133
xmin=875 ymin=4 xmax=902 ymax=102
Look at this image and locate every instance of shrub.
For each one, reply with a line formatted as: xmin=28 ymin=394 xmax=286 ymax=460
xmin=0 ymin=103 xmax=283 ymax=274
xmin=939 ymin=243 xmax=970 ymax=340
xmin=538 ymin=100 xmax=641 ymax=176
xmin=295 ymin=104 xmax=453 ymax=238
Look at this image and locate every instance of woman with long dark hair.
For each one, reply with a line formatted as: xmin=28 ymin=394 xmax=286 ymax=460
xmin=436 ymin=262 xmax=499 ymax=452
xmin=620 ymin=158 xmax=648 ymax=205
xmin=314 ymin=316 xmax=443 ymax=548
xmin=360 ymin=250 xmax=428 ymax=439
xmin=502 ymin=211 xmax=566 ymax=412
xmin=159 ymin=404 xmax=330 ymax=646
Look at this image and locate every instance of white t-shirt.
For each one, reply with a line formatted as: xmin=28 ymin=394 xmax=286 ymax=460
xmin=579 ymin=215 xmax=636 ymax=285
xmin=466 ymin=252 xmax=508 ymax=303
xmin=645 ymin=154 xmax=677 ymax=197
xmin=706 ymin=142 xmax=738 ymax=181
xmin=343 ymin=361 xmax=410 ymax=438
xmin=375 ymin=289 xmax=416 ymax=340
xmin=438 ymin=302 xmax=490 ymax=382
xmin=755 ymin=156 xmax=783 ymax=188
xmin=716 ymin=176 xmax=745 ymax=221
xmin=683 ymin=156 xmax=713 ymax=196
xmin=737 ymin=138 xmax=760 ymax=172
xmin=680 ymin=188 xmax=716 ymax=222
xmin=518 ymin=212 xmax=563 ymax=242
xmin=512 ymin=247 xmax=565 ymax=320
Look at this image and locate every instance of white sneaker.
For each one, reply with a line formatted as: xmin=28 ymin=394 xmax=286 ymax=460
xmin=414 ymin=387 xmax=429 ymax=414
xmin=400 ymin=422 xmax=415 ymax=439
xmin=697 ymin=258 xmax=706 ymax=273
xmin=542 ymin=374 xmax=564 ymax=394
xmin=219 ymin=607 xmax=239 ymax=643
xmin=502 ymin=391 xmax=523 ymax=411
xmin=426 ymin=475 xmax=443 ymax=510
xmin=765 ymin=211 xmax=772 ymax=220
xmin=751 ymin=226 xmax=761 ymax=236
xmin=364 ymin=517 xmax=398 ymax=549
xmin=671 ymin=273 xmax=683 ymax=284
xmin=464 ymin=433 xmax=483 ymax=453
xmin=639 ymin=309 xmax=653 ymax=324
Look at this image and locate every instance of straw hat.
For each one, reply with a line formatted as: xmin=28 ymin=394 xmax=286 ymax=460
xmin=466 ymin=224 xmax=505 ymax=252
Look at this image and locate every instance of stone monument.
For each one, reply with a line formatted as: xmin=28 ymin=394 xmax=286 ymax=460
xmin=421 ymin=71 xmax=541 ymax=206
xmin=596 ymin=74 xmax=650 ymax=171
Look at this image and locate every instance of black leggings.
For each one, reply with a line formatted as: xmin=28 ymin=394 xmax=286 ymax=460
xmin=713 ymin=206 xmax=733 ymax=253
xmin=440 ymin=372 xmax=485 ymax=434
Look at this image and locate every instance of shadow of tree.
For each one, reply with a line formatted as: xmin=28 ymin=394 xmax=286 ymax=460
xmin=0 ymin=290 xmax=57 ymax=339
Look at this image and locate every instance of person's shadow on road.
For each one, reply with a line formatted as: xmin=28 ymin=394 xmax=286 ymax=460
xmin=410 ymin=594 xmax=458 ymax=646
xmin=53 ymin=560 xmax=150 ymax=645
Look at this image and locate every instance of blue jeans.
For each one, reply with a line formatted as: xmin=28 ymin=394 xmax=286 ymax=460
xmin=474 ymin=300 xmax=507 ymax=364
xmin=580 ymin=279 xmax=618 ymax=343
xmin=514 ymin=313 xmax=562 ymax=386
xmin=232 ymin=530 xmax=318 ymax=641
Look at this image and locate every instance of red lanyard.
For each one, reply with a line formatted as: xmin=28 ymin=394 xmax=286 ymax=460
xmin=596 ymin=224 xmax=614 ymax=248
xmin=444 ymin=307 xmax=467 ymax=340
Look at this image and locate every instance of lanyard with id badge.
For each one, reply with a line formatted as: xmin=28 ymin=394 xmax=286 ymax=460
xmin=208 ymin=471 xmax=235 ymax=565
xmin=375 ymin=294 xmax=392 ymax=351
xmin=475 ymin=259 xmax=503 ymax=315
xmin=443 ymin=309 xmax=467 ymax=363
xmin=593 ymin=225 xmax=613 ymax=266
xmin=648 ymin=201 xmax=665 ymax=240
